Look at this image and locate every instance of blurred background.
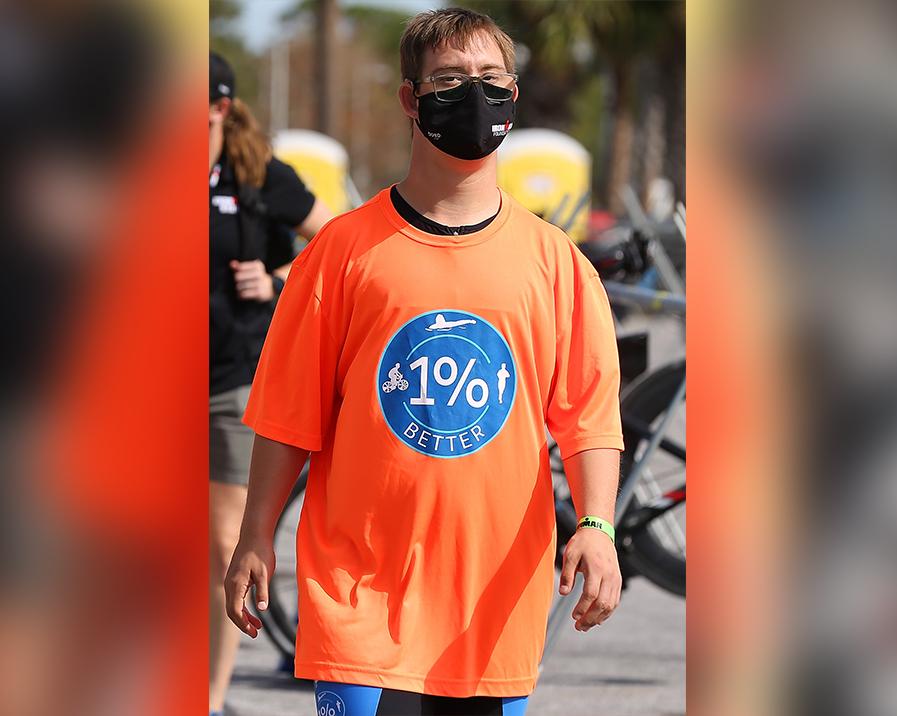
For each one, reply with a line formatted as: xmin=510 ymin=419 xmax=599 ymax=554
xmin=1 ymin=0 xmax=895 ymax=714
xmin=210 ymin=2 xmax=688 ymax=715
xmin=211 ymin=0 xmax=684 ymax=222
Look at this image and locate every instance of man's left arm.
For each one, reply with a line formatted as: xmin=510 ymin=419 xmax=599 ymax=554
xmin=559 ymin=446 xmax=623 ymax=632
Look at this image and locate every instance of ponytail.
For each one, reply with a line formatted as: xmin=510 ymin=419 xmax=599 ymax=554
xmin=223 ymin=97 xmax=272 ymax=188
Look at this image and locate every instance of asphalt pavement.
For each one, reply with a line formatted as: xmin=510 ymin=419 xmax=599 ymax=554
xmin=226 ymin=574 xmax=684 ymax=716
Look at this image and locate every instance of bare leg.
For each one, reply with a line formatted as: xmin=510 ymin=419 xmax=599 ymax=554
xmin=209 ymin=481 xmax=248 ymax=713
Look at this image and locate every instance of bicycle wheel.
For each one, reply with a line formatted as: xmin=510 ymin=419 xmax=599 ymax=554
xmin=253 ymin=463 xmax=308 ymax=661
xmin=618 ymin=361 xmax=686 ymax=596
xmin=548 ymin=345 xmax=648 ymax=578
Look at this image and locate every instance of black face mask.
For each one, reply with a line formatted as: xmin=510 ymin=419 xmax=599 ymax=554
xmin=415 ymin=82 xmax=515 ymax=160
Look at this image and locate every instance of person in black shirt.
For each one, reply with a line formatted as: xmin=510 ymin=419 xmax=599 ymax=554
xmin=208 ymin=52 xmax=331 ymax=716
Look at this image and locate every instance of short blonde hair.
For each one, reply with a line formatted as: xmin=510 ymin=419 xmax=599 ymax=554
xmin=400 ymin=7 xmax=515 ymax=82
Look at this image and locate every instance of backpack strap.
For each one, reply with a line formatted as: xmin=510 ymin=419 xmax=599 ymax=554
xmin=236 ymin=182 xmax=269 ymax=263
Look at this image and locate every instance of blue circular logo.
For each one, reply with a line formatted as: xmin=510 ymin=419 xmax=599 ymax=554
xmin=316 ymin=690 xmax=346 ymax=716
xmin=376 ymin=309 xmax=517 ymax=459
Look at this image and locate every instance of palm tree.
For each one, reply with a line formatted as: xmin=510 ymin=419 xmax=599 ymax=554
xmin=467 ymin=0 xmax=683 ymax=211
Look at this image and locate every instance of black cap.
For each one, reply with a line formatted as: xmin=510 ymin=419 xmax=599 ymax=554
xmin=210 ymin=51 xmax=235 ymax=101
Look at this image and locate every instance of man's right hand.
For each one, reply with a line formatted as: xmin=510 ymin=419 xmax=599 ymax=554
xmin=224 ymin=537 xmax=275 ymax=638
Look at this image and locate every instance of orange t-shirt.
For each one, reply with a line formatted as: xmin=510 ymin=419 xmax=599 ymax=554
xmin=243 ymin=185 xmax=624 ymax=697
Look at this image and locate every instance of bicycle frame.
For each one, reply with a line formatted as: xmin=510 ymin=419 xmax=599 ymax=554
xmin=615 ymin=372 xmax=685 ymax=516
xmin=619 ymin=184 xmax=685 ymax=296
xmin=620 ymin=485 xmax=686 ymax=534
xmin=603 ymin=280 xmax=685 ymax=317
xmin=541 ymin=362 xmax=685 ymax=670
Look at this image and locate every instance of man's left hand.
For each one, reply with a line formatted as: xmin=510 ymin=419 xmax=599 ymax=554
xmin=558 ymin=527 xmax=622 ymax=632
xmin=230 ymin=259 xmax=274 ymax=302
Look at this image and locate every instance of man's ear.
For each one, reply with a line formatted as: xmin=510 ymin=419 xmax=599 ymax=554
xmin=398 ymin=80 xmax=419 ymax=121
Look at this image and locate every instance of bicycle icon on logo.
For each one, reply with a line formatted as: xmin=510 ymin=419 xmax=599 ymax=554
xmin=381 ymin=363 xmax=409 ymax=393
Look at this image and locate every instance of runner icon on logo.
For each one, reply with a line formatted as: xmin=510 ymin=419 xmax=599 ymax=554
xmin=376 ymin=309 xmax=517 ymax=458
xmin=496 ymin=363 xmax=511 ymax=404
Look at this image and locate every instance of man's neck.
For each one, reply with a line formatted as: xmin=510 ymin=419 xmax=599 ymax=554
xmin=396 ymin=137 xmax=501 ymax=226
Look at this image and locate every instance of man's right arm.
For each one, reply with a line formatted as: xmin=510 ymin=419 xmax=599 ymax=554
xmin=224 ymin=435 xmax=310 ymax=637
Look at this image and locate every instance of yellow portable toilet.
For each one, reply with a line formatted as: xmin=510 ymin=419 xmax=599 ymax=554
xmin=272 ymin=130 xmax=361 ymax=216
xmin=497 ymin=129 xmax=591 ymax=242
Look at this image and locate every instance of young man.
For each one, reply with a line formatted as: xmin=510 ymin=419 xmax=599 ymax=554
xmin=225 ymin=8 xmax=625 ymax=716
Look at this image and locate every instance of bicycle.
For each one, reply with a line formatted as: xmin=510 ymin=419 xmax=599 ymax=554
xmin=540 ymin=275 xmax=685 ymax=667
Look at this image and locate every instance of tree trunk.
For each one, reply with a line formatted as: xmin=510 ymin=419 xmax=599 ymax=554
xmin=607 ymin=65 xmax=635 ymax=215
xmin=661 ymin=33 xmax=685 ymax=203
xmin=641 ymin=91 xmax=667 ymax=206
xmin=314 ymin=0 xmax=338 ymax=135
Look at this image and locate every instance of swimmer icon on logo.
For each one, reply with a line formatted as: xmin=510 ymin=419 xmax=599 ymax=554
xmin=376 ymin=309 xmax=517 ymax=458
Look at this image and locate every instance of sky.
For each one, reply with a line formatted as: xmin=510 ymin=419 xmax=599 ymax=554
xmin=238 ymin=0 xmax=440 ymax=51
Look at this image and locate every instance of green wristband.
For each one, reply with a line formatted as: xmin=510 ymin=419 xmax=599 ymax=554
xmin=576 ymin=515 xmax=615 ymax=543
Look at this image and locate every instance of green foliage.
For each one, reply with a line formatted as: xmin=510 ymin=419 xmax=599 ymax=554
xmin=281 ymin=1 xmax=410 ymax=69
xmin=210 ymin=0 xmax=242 ymax=35
xmin=279 ymin=0 xmax=315 ymax=24
xmin=209 ymin=0 xmax=261 ymax=109
xmin=343 ymin=5 xmax=412 ymax=68
xmin=463 ymin=0 xmax=684 ymax=203
xmin=569 ymin=72 xmax=606 ymax=166
xmin=466 ymin=0 xmax=680 ymax=73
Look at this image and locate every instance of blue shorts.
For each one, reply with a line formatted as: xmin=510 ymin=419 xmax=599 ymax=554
xmin=314 ymin=680 xmax=530 ymax=716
